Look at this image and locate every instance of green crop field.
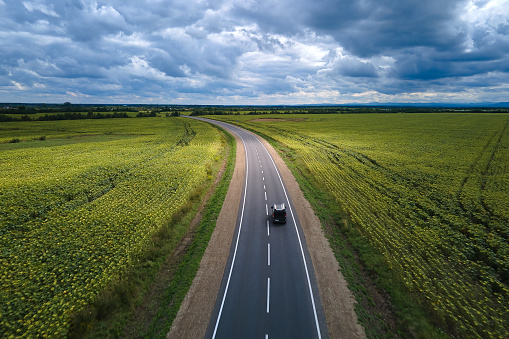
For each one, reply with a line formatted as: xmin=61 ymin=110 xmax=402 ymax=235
xmin=212 ymin=113 xmax=509 ymax=338
xmin=0 ymin=117 xmax=226 ymax=337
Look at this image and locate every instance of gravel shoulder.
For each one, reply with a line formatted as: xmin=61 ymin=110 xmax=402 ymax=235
xmin=168 ymin=125 xmax=365 ymax=339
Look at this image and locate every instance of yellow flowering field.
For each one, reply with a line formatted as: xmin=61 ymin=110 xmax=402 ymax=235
xmin=215 ymin=113 xmax=508 ymax=338
xmin=0 ymin=117 xmax=224 ymax=337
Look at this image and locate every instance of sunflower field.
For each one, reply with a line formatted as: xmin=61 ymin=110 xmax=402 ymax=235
xmin=0 ymin=117 xmax=224 ymax=337
xmin=215 ymin=113 xmax=509 ymax=338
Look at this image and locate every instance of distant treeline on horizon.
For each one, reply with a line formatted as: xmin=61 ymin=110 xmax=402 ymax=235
xmin=1 ymin=102 xmax=508 ymax=122
xmin=0 ymin=109 xmax=161 ymax=122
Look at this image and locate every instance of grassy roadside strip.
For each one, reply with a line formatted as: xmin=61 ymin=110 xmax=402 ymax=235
xmin=68 ymin=125 xmax=236 ymax=338
xmin=231 ymin=125 xmax=443 ymax=338
xmin=139 ymin=124 xmax=236 ymax=337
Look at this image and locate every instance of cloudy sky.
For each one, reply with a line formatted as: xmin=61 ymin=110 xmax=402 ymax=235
xmin=1 ymin=0 xmax=508 ymax=104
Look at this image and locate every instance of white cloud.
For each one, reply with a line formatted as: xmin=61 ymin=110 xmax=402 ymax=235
xmin=66 ymin=90 xmax=89 ymax=98
xmin=11 ymin=81 xmax=27 ymax=90
xmin=462 ymin=0 xmax=509 ymax=27
xmin=22 ymin=2 xmax=59 ymax=17
xmin=461 ymin=0 xmax=509 ymax=48
xmin=94 ymin=83 xmax=122 ymax=91
xmin=87 ymin=1 xmax=125 ymax=26
xmin=122 ymin=56 xmax=167 ymax=80
xmin=104 ymin=32 xmax=151 ymax=48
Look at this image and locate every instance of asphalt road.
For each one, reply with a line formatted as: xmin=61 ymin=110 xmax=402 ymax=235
xmin=192 ymin=117 xmax=328 ymax=339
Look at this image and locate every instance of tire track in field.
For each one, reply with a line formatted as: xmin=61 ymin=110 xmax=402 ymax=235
xmin=253 ymin=123 xmax=439 ymax=220
xmin=456 ymin=117 xmax=509 ymax=220
xmin=480 ymin=118 xmax=509 ymax=216
xmin=176 ymin=121 xmax=197 ymax=146
xmin=456 ymin=119 xmax=507 ymax=199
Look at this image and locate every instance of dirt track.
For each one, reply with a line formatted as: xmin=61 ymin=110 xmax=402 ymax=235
xmin=168 ymin=125 xmax=365 ymax=338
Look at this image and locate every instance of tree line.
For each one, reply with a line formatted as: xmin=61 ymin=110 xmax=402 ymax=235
xmin=0 ymin=111 xmax=131 ymax=122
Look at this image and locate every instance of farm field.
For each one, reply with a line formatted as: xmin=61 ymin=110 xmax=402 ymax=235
xmin=212 ymin=113 xmax=509 ymax=337
xmin=0 ymin=117 xmax=226 ymax=337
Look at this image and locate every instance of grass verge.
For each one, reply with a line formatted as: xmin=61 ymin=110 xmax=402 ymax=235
xmin=67 ymin=125 xmax=236 ymax=338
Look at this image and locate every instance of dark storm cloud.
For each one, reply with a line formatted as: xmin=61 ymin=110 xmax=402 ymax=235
xmin=392 ymin=47 xmax=509 ymax=80
xmin=233 ymin=0 xmax=465 ymax=56
xmin=308 ymin=0 xmax=465 ymax=56
xmin=0 ymin=0 xmax=508 ymax=104
xmin=236 ymin=0 xmax=509 ymax=81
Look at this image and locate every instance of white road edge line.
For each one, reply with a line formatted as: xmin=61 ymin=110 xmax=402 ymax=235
xmin=211 ymin=134 xmax=249 ymax=339
xmin=257 ymin=137 xmax=323 ymax=339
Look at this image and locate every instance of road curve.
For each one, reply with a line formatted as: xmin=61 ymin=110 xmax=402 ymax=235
xmin=193 ymin=118 xmax=328 ymax=339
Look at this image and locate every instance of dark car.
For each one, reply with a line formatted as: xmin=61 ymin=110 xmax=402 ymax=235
xmin=271 ymin=203 xmax=286 ymax=224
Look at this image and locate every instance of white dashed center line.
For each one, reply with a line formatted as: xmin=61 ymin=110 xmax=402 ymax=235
xmin=267 ymin=278 xmax=270 ymax=313
xmin=268 ymin=243 xmax=271 ymax=266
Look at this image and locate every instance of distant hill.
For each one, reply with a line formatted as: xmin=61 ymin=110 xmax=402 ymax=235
xmin=310 ymin=102 xmax=509 ymax=108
